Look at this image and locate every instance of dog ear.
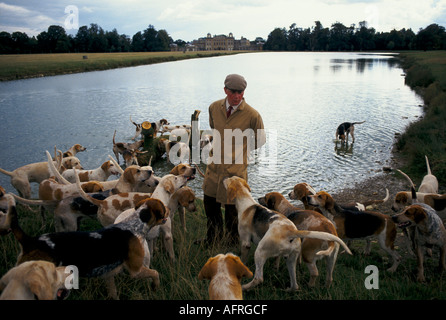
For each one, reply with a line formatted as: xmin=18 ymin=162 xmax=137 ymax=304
xmin=266 ymin=195 xmax=275 ymax=209
xmin=241 ymin=179 xmax=251 ymax=192
xmin=140 ymin=198 xmax=167 ymax=224
xmin=27 ymin=272 xmax=53 ymax=300
xmin=321 ymin=192 xmax=334 ymax=210
xmin=227 ymin=255 xmax=253 ymax=280
xmin=123 ymin=167 xmax=136 ymax=184
xmin=413 ymin=206 xmax=427 ymax=224
xmin=164 ymin=179 xmax=175 ymax=194
xmin=198 ymin=257 xmax=218 ymax=280
xmin=227 ymin=184 xmax=237 ymax=202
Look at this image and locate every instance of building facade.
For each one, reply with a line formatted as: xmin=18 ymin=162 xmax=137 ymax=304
xmin=189 ymin=33 xmax=264 ymax=51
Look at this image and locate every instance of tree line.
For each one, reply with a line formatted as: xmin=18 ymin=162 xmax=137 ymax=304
xmin=0 ymin=24 xmax=175 ymax=54
xmin=0 ymin=21 xmax=445 ymax=54
xmin=264 ymin=21 xmax=446 ymax=51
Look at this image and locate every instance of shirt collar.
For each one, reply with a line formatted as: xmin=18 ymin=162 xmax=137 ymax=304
xmin=225 ymin=99 xmax=243 ymax=111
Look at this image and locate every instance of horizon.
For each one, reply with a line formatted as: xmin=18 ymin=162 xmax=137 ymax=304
xmin=1 ymin=0 xmax=445 ymax=42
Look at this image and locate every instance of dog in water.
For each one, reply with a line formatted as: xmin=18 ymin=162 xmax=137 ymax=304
xmin=335 ymin=121 xmax=365 ymax=143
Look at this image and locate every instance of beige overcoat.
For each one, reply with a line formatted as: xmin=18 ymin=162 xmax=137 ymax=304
xmin=202 ymin=98 xmax=265 ymax=204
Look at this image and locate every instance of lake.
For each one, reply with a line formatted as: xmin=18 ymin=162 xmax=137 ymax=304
xmin=0 ymin=52 xmax=423 ymax=200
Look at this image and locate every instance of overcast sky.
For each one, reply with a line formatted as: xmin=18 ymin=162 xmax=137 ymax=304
xmin=1 ymin=0 xmax=445 ymax=41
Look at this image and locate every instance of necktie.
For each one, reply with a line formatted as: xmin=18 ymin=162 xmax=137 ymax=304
xmin=226 ymin=106 xmax=233 ymax=118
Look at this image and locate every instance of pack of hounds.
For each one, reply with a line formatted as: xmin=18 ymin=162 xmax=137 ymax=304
xmin=0 ymin=118 xmax=444 ymax=300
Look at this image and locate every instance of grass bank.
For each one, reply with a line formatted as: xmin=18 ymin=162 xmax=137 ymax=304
xmin=396 ymin=51 xmax=446 ymax=184
xmin=0 ymin=51 xmax=246 ymax=81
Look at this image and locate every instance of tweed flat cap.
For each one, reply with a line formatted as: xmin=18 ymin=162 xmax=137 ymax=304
xmin=224 ymin=74 xmax=247 ymax=91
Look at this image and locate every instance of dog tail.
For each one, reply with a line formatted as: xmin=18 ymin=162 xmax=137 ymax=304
xmin=293 ymin=229 xmax=352 ymax=255
xmin=352 ymin=121 xmax=366 ymax=125
xmin=11 ymin=193 xmax=59 ymax=206
xmin=0 ymin=167 xmax=13 ymax=177
xmin=396 ymin=169 xmax=416 ymax=190
xmin=425 ymin=155 xmax=432 ymax=176
xmin=73 ymin=168 xmax=104 ymax=207
xmin=45 ymin=150 xmax=71 ymax=185
xmin=113 ymin=130 xmax=117 ymax=145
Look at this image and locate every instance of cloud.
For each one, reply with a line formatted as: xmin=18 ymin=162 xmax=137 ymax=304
xmin=0 ymin=2 xmax=59 ymax=36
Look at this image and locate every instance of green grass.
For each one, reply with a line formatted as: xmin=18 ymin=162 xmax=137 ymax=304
xmin=2 ymin=201 xmax=446 ymax=300
xmin=396 ymin=51 xmax=446 ymax=184
xmin=0 ymin=51 xmax=246 ymax=81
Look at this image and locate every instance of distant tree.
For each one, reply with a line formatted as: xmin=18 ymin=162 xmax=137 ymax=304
xmin=288 ymin=23 xmax=304 ymax=50
xmin=329 ymin=22 xmax=353 ymax=51
xmin=143 ymin=25 xmax=158 ymax=51
xmin=37 ymin=25 xmax=70 ymax=53
xmin=119 ymin=34 xmax=131 ymax=52
xmin=106 ymin=28 xmax=120 ymax=52
xmin=11 ymin=32 xmax=32 ymax=53
xmin=0 ymin=31 xmax=13 ymax=53
xmin=354 ymin=21 xmax=375 ymax=51
xmin=416 ymin=24 xmax=446 ymax=50
xmin=311 ymin=21 xmax=329 ymax=51
xmin=75 ymin=26 xmax=89 ymax=52
xmin=265 ymin=27 xmax=288 ymax=51
xmin=88 ymin=23 xmax=107 ymax=52
xmin=156 ymin=29 xmax=172 ymax=51
xmin=131 ymin=32 xmax=144 ymax=52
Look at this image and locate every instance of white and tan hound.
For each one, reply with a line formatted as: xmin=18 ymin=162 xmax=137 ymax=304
xmin=0 ymin=156 xmax=82 ymax=199
xmin=223 ymin=176 xmax=351 ymax=291
xmin=62 ymin=144 xmax=87 ymax=157
xmin=198 ymin=253 xmax=253 ymax=300
xmin=62 ymin=160 xmax=121 ymax=183
xmin=259 ymin=191 xmax=341 ymax=287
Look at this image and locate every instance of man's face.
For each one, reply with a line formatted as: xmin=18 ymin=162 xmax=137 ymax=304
xmin=224 ymin=87 xmax=244 ymax=106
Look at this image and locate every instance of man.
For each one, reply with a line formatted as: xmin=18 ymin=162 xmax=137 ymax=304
xmin=200 ymin=74 xmax=265 ymax=246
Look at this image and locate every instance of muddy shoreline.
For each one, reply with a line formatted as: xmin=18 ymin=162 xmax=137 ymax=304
xmin=330 ymin=149 xmax=410 ymax=215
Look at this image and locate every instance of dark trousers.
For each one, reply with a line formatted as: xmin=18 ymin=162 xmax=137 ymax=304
xmin=203 ymin=194 xmax=239 ymax=244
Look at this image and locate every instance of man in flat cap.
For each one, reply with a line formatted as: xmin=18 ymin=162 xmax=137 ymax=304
xmin=199 ymin=74 xmax=265 ymax=247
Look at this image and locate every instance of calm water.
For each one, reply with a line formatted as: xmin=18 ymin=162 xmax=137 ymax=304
xmin=0 ymin=52 xmax=423 ymax=200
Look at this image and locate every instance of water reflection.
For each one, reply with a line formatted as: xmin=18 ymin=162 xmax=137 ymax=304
xmin=334 ymin=141 xmax=354 ymax=156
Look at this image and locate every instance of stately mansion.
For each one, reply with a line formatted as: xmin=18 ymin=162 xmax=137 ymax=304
xmin=172 ymin=33 xmax=264 ymax=51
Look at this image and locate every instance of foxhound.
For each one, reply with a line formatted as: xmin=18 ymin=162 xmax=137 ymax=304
xmin=62 ymin=144 xmax=87 ymax=157
xmin=0 ymin=156 xmax=82 ymax=199
xmin=392 ymin=203 xmax=446 ymax=282
xmin=392 ymin=158 xmax=440 ymax=212
xmin=223 ymin=176 xmax=351 ymax=291
xmin=308 ymin=190 xmax=401 ymax=272
xmin=61 ymin=160 xmax=121 ymax=183
xmin=259 ymin=191 xmax=340 ymax=287
xmin=335 ymin=121 xmax=365 ymax=143
xmin=198 ymin=253 xmax=253 ymax=300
